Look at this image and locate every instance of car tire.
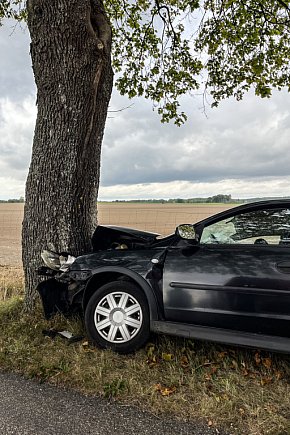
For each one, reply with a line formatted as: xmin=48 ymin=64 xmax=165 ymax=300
xmin=85 ymin=280 xmax=150 ymax=353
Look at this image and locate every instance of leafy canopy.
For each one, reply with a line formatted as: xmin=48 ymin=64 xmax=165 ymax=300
xmin=1 ymin=0 xmax=290 ymax=124
xmin=0 ymin=0 xmax=26 ymax=21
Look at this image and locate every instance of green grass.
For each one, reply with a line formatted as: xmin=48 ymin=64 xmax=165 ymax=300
xmin=1 ymin=272 xmax=290 ymax=434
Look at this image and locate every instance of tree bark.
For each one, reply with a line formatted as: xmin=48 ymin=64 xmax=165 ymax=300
xmin=23 ymin=0 xmax=113 ymax=310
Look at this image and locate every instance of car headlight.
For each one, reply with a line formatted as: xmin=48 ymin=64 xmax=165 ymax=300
xmin=41 ymin=250 xmax=76 ymax=272
xmin=59 ymin=255 xmax=76 ymax=272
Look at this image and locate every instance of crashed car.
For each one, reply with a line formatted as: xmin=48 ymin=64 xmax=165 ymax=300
xmin=38 ymin=199 xmax=290 ymax=354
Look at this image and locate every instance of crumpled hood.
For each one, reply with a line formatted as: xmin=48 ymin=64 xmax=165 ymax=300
xmin=91 ymin=225 xmax=160 ymax=251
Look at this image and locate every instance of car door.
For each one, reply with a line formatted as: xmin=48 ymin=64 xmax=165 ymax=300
xmin=162 ymin=205 xmax=290 ymax=337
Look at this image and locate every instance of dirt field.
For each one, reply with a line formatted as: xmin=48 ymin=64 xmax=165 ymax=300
xmin=0 ymin=202 xmax=234 ymax=266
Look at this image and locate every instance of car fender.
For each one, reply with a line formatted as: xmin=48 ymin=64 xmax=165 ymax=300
xmin=82 ymin=265 xmax=160 ymax=322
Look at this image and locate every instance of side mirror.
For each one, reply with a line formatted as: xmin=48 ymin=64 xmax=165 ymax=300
xmin=176 ymin=224 xmax=197 ymax=240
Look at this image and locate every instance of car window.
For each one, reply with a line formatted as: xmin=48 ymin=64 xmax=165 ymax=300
xmin=200 ymin=207 xmax=290 ymax=245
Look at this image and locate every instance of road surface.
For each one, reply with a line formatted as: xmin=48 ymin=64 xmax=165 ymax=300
xmin=0 ymin=371 xmax=224 ymax=435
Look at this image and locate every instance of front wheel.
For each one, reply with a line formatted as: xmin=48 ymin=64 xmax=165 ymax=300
xmin=84 ymin=281 xmax=150 ymax=353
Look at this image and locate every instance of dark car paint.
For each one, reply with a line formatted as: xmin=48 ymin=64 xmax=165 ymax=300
xmin=83 ymin=265 xmax=162 ymax=321
xmin=37 ymin=199 xmax=290 ymax=353
xmin=163 ymin=244 xmax=290 ymax=337
xmin=69 ymin=246 xmax=170 ymax=319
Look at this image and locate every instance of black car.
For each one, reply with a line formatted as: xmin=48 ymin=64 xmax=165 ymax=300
xmin=38 ymin=199 xmax=290 ymax=354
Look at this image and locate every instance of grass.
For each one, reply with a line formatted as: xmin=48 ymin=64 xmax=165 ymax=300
xmin=1 ymin=269 xmax=290 ymax=434
xmin=0 ymin=265 xmax=24 ymax=300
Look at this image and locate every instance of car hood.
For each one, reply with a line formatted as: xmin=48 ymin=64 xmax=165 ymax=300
xmin=91 ymin=225 xmax=160 ymax=251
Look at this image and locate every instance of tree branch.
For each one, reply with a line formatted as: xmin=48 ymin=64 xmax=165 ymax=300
xmin=155 ymin=0 xmax=178 ymax=46
xmin=276 ymin=0 xmax=290 ymax=13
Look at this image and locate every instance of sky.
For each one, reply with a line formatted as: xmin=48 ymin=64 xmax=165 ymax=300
xmin=1 ymin=20 xmax=290 ymax=201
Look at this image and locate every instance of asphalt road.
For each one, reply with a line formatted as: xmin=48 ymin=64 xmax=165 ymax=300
xmin=0 ymin=371 xmax=224 ymax=435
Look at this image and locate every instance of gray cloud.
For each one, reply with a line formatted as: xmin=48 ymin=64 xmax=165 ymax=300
xmin=101 ymin=90 xmax=290 ymax=186
xmin=0 ymin=20 xmax=35 ymax=100
xmin=0 ymin=97 xmax=35 ymax=187
xmin=1 ymin=18 xmax=290 ymax=200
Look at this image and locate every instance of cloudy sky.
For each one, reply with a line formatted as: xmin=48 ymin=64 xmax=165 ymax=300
xmin=1 ymin=20 xmax=290 ymax=200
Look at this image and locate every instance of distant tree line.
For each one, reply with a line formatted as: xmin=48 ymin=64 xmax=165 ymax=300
xmin=0 ymin=197 xmax=25 ymax=203
xmin=2 ymin=195 xmax=288 ymax=205
xmin=111 ymin=195 xmax=239 ymax=204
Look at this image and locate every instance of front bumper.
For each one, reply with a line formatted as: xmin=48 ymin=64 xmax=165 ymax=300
xmin=37 ymin=278 xmax=70 ymax=319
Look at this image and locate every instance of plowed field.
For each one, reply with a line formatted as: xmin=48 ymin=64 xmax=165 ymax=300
xmin=0 ymin=203 xmax=234 ymax=266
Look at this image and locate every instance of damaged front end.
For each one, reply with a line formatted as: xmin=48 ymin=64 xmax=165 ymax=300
xmin=36 ymin=225 xmax=163 ymax=319
xmin=37 ymin=249 xmax=88 ymax=319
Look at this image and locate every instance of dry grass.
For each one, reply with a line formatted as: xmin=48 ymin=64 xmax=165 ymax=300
xmin=0 ymin=282 xmax=290 ymax=435
xmin=0 ymin=266 xmax=24 ymax=300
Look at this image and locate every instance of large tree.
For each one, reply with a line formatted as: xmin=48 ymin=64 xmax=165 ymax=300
xmin=1 ymin=0 xmax=290 ymax=308
xmin=22 ymin=0 xmax=114 ymax=308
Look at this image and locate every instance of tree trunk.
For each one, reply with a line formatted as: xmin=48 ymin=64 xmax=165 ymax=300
xmin=22 ymin=0 xmax=113 ymax=310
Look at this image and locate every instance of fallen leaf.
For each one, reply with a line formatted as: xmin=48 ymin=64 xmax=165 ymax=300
xmin=154 ymin=383 xmax=176 ymax=396
xmin=161 ymin=386 xmax=176 ymax=396
xmin=262 ymin=357 xmax=272 ymax=369
xmin=208 ymin=420 xmax=213 ymax=427
xmin=275 ymin=370 xmax=283 ymax=380
xmin=180 ymin=355 xmax=189 ymax=368
xmin=217 ymin=351 xmax=228 ymax=359
xmin=261 ymin=376 xmax=272 ymax=386
xmin=254 ymin=352 xmax=261 ymax=365
xmin=162 ymin=353 xmax=173 ymax=361
xmin=241 ymin=368 xmax=249 ymax=377
xmin=154 ymin=383 xmax=162 ymax=391
xmin=147 ymin=355 xmax=158 ymax=368
xmin=81 ymin=341 xmax=95 ymax=353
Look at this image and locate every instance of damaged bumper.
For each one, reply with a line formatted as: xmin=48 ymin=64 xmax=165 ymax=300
xmin=37 ymin=267 xmax=91 ymax=319
xmin=37 ymin=278 xmax=70 ymax=319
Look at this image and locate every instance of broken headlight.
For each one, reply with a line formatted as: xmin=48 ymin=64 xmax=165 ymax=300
xmin=41 ymin=250 xmax=76 ymax=272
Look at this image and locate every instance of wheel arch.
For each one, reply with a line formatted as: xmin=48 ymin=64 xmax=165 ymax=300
xmin=82 ymin=266 xmax=159 ymax=321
